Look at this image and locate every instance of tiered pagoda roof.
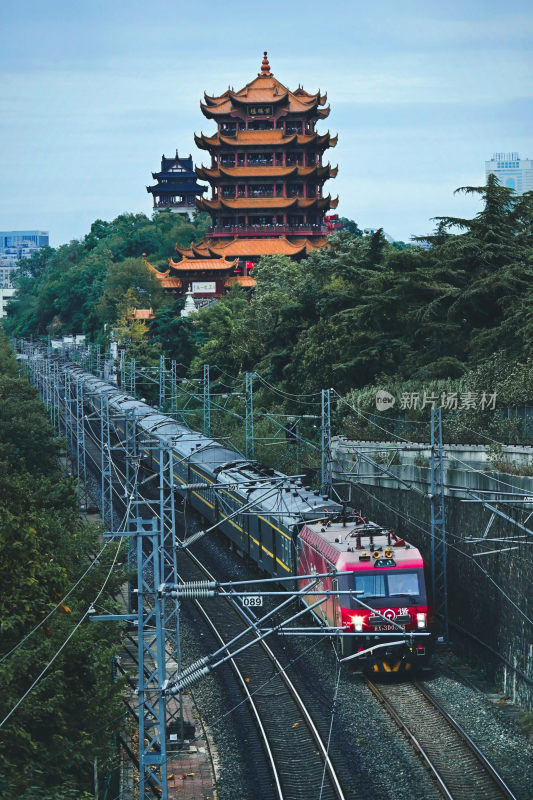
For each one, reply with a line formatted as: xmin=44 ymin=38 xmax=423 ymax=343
xmin=199 ymin=63 xmax=330 ymax=118
xmin=146 ymin=151 xmax=206 ymax=217
xmin=194 ymin=130 xmax=337 ymax=150
xmin=174 ymin=236 xmax=327 ymax=260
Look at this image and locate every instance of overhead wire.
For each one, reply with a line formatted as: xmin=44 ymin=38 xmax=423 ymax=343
xmin=319 ymin=656 xmax=343 ymax=800
xmin=0 ymin=453 xmax=140 ymax=731
xmin=333 ymin=390 xmax=416 ymax=443
xmin=351 ymin=480 xmax=533 ymax=627
xmin=0 ymin=539 xmax=110 ymax=665
xmin=0 ymin=537 xmax=123 ymax=730
xmin=445 ymin=454 xmax=533 ymax=497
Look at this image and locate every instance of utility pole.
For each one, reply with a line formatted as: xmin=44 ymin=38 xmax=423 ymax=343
xmin=203 ymin=363 xmax=211 ymax=436
xmin=96 ymin=344 xmax=102 ymax=377
xmin=158 ymin=442 xmax=184 ymax=742
xmin=75 ymin=376 xmax=87 ymax=490
xmin=159 ymin=354 xmax=165 ymax=409
xmin=430 ymin=406 xmax=448 ymax=640
xmin=99 ymin=392 xmax=114 ymax=528
xmin=321 ymin=389 xmax=332 ymax=496
xmin=130 ymin=358 xmax=136 ymax=396
xmin=92 ymin=518 xmax=169 ymax=800
xmin=171 ymin=359 xmax=178 ymax=413
xmin=245 ymin=372 xmax=254 ymax=459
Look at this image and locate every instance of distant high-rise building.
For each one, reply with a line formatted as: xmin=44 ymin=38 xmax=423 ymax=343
xmin=485 ymin=153 xmax=533 ymax=196
xmin=0 ymin=231 xmax=49 ymax=283
xmin=0 ymin=230 xmax=49 ymax=319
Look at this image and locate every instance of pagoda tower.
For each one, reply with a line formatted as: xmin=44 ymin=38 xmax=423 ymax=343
xmin=161 ymin=53 xmax=339 ymax=299
xmin=195 ymin=51 xmax=338 ymax=240
xmin=147 ymin=151 xmax=206 ymax=219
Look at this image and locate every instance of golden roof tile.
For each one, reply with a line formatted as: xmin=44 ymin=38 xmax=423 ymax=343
xmin=208 ymin=237 xmax=307 ymax=256
xmin=132 ymin=308 xmax=155 ymax=320
xmin=196 ymin=164 xmax=335 ymax=181
xmin=161 ymin=277 xmax=183 ymax=289
xmin=168 ymin=256 xmax=238 ymax=271
xmin=195 ymin=130 xmax=335 ymax=149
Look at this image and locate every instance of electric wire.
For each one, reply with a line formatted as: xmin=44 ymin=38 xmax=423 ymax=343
xmin=333 ymin=390 xmax=416 ymax=443
xmin=46 ymin=357 xmax=533 ymax=788
xmin=0 ymin=539 xmax=110 ymax=664
xmin=351 ymin=480 xmax=533 ymax=627
xmin=445 ymin=454 xmax=533 ymax=497
xmin=0 ymin=544 xmax=120 ymax=730
xmin=0 ymin=460 xmax=140 ymax=731
xmin=319 ymin=656 xmax=343 ymax=800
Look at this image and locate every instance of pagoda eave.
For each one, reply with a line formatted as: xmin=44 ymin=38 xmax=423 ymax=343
xmin=168 ymin=256 xmax=238 ymax=271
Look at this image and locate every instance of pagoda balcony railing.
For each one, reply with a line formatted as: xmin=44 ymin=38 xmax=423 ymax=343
xmin=219 ymin=190 xmax=276 ymax=199
xmin=208 ymin=224 xmax=328 ymax=236
xmin=154 ymin=199 xmax=196 ymax=208
xmin=246 ymin=158 xmax=275 ymax=166
xmin=248 ymin=190 xmax=274 ymax=197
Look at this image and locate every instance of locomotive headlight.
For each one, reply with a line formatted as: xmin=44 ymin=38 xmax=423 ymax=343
xmin=416 ymin=612 xmax=427 ymax=629
xmin=352 ymin=615 xmax=364 ymax=632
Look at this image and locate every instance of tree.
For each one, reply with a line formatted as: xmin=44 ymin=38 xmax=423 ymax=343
xmin=338 ymin=216 xmax=363 ymax=236
xmin=149 ymin=302 xmax=198 ymax=368
xmin=96 ymin=256 xmax=163 ymax=326
xmin=0 ymin=333 xmax=125 ymax=798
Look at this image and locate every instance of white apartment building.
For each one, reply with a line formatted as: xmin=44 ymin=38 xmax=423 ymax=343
xmin=485 ymin=152 xmax=533 ymax=196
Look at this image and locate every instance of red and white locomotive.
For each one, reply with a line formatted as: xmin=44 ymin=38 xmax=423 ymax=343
xmin=297 ymin=515 xmax=434 ymax=672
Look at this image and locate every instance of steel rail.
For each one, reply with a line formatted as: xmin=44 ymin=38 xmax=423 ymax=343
xmin=184 ymin=572 xmax=284 ymax=799
xmin=366 ymin=678 xmax=518 ymax=800
xmin=414 ymin=681 xmax=518 ymax=800
xmin=125 ymin=466 xmax=346 ymax=799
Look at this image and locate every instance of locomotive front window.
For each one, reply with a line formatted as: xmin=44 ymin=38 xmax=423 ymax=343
xmin=354 ymin=571 xmax=421 ymax=600
xmin=354 ymin=574 xmax=386 ymax=598
xmin=387 ymin=572 xmax=420 ymax=598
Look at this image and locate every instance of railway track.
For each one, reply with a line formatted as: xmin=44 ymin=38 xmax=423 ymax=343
xmin=79 ymin=415 xmax=347 ymax=799
xmin=181 ymin=546 xmax=345 ymax=800
xmin=366 ymin=678 xmax=518 ymax=800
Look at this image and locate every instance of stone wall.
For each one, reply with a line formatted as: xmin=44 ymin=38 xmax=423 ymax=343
xmin=331 ymin=438 xmax=533 ymax=709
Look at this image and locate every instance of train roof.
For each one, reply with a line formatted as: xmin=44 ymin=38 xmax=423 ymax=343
xmin=62 ymin=363 xmax=343 ymax=525
xmin=217 ymin=462 xmax=343 ymax=527
xmin=299 ymin=520 xmax=424 ymax=571
xmin=64 ymin=365 xmax=247 ymax=469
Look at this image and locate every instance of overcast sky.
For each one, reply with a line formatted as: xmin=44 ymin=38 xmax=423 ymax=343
xmin=1 ymin=0 xmax=531 ymax=246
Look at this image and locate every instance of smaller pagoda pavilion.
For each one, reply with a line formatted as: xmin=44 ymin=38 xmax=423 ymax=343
xmin=147 ymin=151 xmax=206 ymax=219
xmin=143 ymin=253 xmax=249 ymax=301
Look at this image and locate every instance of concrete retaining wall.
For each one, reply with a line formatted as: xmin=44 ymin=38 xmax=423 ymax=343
xmin=331 ymin=438 xmax=533 ymax=709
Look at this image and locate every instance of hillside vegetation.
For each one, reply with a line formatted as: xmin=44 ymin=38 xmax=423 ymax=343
xmin=4 ymin=178 xmax=533 ymax=447
xmin=0 ymin=331 xmax=125 ymax=799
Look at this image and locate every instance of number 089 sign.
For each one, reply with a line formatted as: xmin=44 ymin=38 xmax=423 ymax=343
xmin=241 ymin=596 xmax=263 ymax=607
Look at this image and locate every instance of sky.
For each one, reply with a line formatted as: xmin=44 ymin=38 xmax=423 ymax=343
xmin=0 ymin=0 xmax=531 ymax=246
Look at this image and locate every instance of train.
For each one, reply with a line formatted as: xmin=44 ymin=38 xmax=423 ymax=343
xmin=298 ymin=518 xmax=433 ymax=671
xmin=61 ymin=362 xmax=433 ymax=672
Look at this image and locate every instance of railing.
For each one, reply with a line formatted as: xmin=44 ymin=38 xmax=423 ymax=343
xmin=247 ymin=159 xmax=275 ymax=167
xmin=220 ymin=192 xmax=276 ymax=199
xmin=207 ymin=224 xmax=327 ymax=236
xmin=154 ymin=200 xmax=196 ymax=208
